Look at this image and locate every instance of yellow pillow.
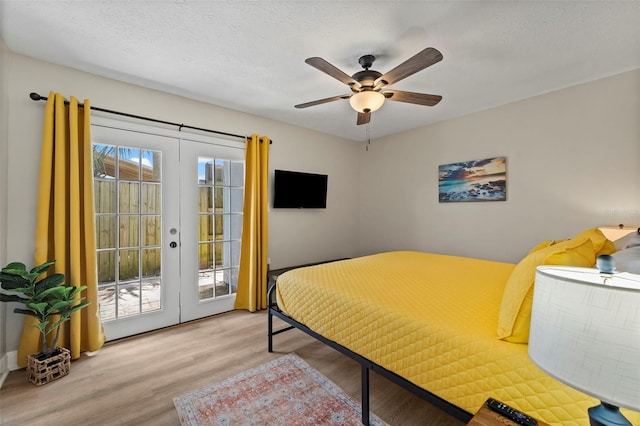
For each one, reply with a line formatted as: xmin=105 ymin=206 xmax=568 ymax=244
xmin=545 ymin=238 xmax=596 ymax=266
xmin=497 ymin=238 xmax=594 ymax=343
xmin=573 ymin=227 xmax=616 ymax=257
xmin=598 ymin=238 xmax=617 ymax=257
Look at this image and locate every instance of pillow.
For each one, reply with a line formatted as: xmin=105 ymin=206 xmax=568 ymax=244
xmin=545 ymin=238 xmax=596 ymax=266
xmin=497 ymin=238 xmax=595 ymax=343
xmin=612 ymin=246 xmax=640 ymax=274
xmin=613 ymin=228 xmax=640 ymax=251
xmin=572 ymin=227 xmax=616 ymax=257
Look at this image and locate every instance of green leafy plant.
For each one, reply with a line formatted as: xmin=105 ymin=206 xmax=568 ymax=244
xmin=0 ymin=260 xmax=90 ymax=357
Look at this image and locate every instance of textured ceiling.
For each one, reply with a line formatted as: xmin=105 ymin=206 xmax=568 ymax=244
xmin=2 ymin=1 xmax=640 ymax=142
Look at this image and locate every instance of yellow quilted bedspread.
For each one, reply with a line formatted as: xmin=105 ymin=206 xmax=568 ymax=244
xmin=276 ymin=251 xmax=640 ymax=425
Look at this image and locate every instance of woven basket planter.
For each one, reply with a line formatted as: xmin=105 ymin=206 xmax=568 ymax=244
xmin=26 ymin=347 xmax=71 ymax=386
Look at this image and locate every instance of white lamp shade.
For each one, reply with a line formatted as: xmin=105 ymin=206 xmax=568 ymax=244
xmin=529 ymin=266 xmax=640 ymax=412
xmin=349 ymin=91 xmax=385 ymax=113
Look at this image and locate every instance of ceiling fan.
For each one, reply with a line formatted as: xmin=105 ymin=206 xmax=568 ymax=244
xmin=295 ymin=47 xmax=443 ymax=125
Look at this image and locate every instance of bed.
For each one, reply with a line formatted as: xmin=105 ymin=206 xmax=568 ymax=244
xmin=267 ymin=228 xmax=640 ymax=425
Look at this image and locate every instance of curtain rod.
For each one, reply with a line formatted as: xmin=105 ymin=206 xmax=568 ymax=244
xmin=29 ymin=92 xmax=266 ymax=143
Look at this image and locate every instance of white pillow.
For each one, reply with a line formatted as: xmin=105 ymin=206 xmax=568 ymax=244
xmin=613 ymin=228 xmax=640 ymax=251
xmin=612 ymin=246 xmax=640 ymax=274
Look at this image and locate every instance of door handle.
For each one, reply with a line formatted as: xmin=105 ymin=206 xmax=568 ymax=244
xmin=170 ymin=241 xmax=177 ymax=248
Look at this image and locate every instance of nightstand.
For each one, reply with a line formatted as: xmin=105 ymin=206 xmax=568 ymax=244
xmin=468 ymin=399 xmax=550 ymax=426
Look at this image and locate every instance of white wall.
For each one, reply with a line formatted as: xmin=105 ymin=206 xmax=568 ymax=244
xmin=0 ymin=36 xmax=9 ymax=381
xmin=3 ymin=52 xmax=361 ymax=355
xmin=359 ymin=68 xmax=640 ymax=264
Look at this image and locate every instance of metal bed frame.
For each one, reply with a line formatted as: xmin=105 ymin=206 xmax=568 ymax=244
xmin=267 ymin=282 xmax=473 ymax=425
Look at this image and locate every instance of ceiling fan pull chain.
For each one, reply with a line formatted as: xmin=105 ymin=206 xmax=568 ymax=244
xmin=366 ymin=123 xmax=371 ymax=151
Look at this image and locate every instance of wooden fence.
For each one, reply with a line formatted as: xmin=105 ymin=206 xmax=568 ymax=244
xmin=95 ymin=181 xmax=222 ymax=282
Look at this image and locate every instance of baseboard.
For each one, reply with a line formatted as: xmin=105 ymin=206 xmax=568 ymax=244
xmin=0 ymin=352 xmax=8 ymax=388
xmin=7 ymin=350 xmax=19 ymax=371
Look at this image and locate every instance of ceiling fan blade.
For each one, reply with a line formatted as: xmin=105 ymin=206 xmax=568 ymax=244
xmin=295 ymin=94 xmax=350 ymax=109
xmin=357 ymin=112 xmax=371 ymax=125
xmin=383 ymin=90 xmax=442 ymax=106
xmin=306 ymin=57 xmax=361 ymax=89
xmin=375 ymin=47 xmax=443 ymax=88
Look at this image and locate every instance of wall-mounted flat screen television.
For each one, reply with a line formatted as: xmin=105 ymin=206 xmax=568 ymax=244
xmin=273 ymin=169 xmax=328 ymax=209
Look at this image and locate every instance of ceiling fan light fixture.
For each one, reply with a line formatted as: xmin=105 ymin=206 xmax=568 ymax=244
xmin=349 ymin=90 xmax=385 ymax=113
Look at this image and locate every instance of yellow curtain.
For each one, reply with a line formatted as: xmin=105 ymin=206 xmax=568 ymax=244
xmin=17 ymin=91 xmax=105 ymax=366
xmin=235 ymin=134 xmax=270 ymax=311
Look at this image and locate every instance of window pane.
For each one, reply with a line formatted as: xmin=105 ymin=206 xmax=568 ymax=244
xmin=141 ymin=182 xmax=161 ymax=214
xmin=142 ymin=150 xmax=161 ymax=182
xmin=199 ymin=157 xmax=214 ymax=185
xmin=216 ymin=270 xmax=230 ymax=297
xmin=141 ymin=279 xmax=161 ymax=313
xmin=198 ymin=214 xmax=214 ymax=243
xmin=117 ymin=282 xmax=140 ymax=318
xmin=230 ymin=187 xmax=243 ymax=212
xmin=96 ymin=215 xmax=116 ymax=249
xmin=141 ymin=216 xmax=161 ymax=247
xmin=199 ymin=242 xmax=214 ymax=270
xmin=93 ymin=144 xmax=116 ymax=179
xmin=118 ymin=182 xmax=139 ymax=213
xmin=231 ymin=214 xmax=243 ymax=240
xmin=215 ymin=241 xmax=229 ymax=268
xmin=198 ymin=187 xmax=213 ymax=213
xmin=118 ymin=147 xmax=140 ymax=180
xmin=198 ymin=270 xmax=214 ymax=300
xmin=230 ymin=267 xmax=239 ymax=294
xmin=230 ymin=161 xmax=244 ymax=186
xmin=231 ymin=240 xmax=241 ymax=266
xmin=142 ymin=248 xmax=161 ymax=278
xmin=119 ymin=249 xmax=140 ymax=281
xmin=97 ymin=251 xmax=116 ymax=283
xmin=94 ymin=180 xmax=116 ymax=213
xmin=118 ymin=216 xmax=139 ymax=248
xmin=98 ymin=285 xmax=116 ymax=321
xmin=215 ymin=215 xmax=225 ymax=241
xmin=216 ymin=159 xmax=230 ymax=185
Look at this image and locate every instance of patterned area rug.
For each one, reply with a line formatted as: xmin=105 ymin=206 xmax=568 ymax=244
xmin=173 ymin=353 xmax=388 ymax=425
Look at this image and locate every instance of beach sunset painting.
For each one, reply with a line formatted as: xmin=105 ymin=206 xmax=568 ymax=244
xmin=439 ymin=156 xmax=507 ymax=202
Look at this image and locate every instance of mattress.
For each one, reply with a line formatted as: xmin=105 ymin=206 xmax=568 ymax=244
xmin=275 ymin=251 xmax=640 ymax=425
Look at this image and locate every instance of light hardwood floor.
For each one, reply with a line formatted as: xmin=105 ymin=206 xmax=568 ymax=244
xmin=0 ymin=310 xmax=465 ymax=426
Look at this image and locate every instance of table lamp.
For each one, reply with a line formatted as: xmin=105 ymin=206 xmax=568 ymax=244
xmin=529 ymin=265 xmax=640 ymax=426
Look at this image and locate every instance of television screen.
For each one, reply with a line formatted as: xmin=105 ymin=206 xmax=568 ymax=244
xmin=273 ymin=169 xmax=328 ymax=208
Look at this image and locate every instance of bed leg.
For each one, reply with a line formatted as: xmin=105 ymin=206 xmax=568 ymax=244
xmin=361 ymin=364 xmax=370 ymax=425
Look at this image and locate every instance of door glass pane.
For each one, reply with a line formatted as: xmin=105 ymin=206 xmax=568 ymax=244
xmin=119 ymin=249 xmax=140 ymax=281
xmin=142 ymin=183 xmax=161 ymax=214
xmin=198 ymin=187 xmax=213 ymax=213
xmin=117 ymin=283 xmax=140 ymax=318
xmin=118 ymin=216 xmax=139 ymax=248
xmin=99 ymin=285 xmax=116 ymax=321
xmin=96 ymin=216 xmax=116 ymax=249
xmin=97 ymin=251 xmax=116 ymax=282
xmin=142 ymin=248 xmax=161 ymax=278
xmin=94 ymin=142 xmax=163 ymax=322
xmin=142 ymin=150 xmax=161 ymax=182
xmin=93 ymin=144 xmax=116 ymax=179
xmin=95 ymin=181 xmax=116 ymax=213
xmin=196 ymin=156 xmax=243 ymax=301
xmin=119 ymin=182 xmax=139 ymax=213
xmin=118 ymin=147 xmax=140 ymax=180
xmin=142 ymin=216 xmax=161 ymax=246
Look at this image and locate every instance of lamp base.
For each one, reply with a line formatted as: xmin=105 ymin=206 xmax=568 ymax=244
xmin=588 ymin=402 xmax=631 ymax=426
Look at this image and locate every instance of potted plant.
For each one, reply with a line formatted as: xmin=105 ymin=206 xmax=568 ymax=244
xmin=0 ymin=259 xmax=90 ymax=385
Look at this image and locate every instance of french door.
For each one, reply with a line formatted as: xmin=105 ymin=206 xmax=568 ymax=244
xmin=91 ymin=118 xmax=245 ymax=340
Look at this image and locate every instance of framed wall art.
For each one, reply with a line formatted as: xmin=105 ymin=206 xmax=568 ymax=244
xmin=438 ymin=156 xmax=506 ymax=203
